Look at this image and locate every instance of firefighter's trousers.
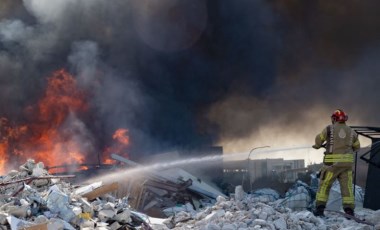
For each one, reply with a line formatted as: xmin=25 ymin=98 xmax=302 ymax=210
xmin=316 ymin=164 xmax=354 ymax=210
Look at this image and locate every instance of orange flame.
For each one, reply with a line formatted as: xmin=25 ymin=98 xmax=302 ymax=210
xmin=113 ymin=129 xmax=130 ymax=145
xmin=102 ymin=128 xmax=130 ymax=164
xmin=38 ymin=69 xmax=88 ymax=124
xmin=0 ymin=69 xmax=88 ymax=174
xmin=0 ymin=69 xmax=131 ymax=175
xmin=0 ymin=140 xmax=9 ymax=174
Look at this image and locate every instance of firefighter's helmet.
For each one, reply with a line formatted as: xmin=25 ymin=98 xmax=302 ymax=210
xmin=331 ymin=109 xmax=348 ymax=123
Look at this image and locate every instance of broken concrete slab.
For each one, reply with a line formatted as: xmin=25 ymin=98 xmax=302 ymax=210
xmin=79 ymin=220 xmax=95 ymax=229
xmin=113 ymin=209 xmax=131 ymax=223
xmin=97 ymin=209 xmax=116 ymax=222
xmin=47 ymin=218 xmax=75 ymax=230
xmin=109 ymin=221 xmax=121 ymax=230
xmin=2 ymin=205 xmax=31 ymax=218
xmin=0 ymin=213 xmax=7 ymax=225
xmin=234 ymin=185 xmax=245 ymax=201
xmin=6 ymin=216 xmax=34 ymax=230
xmin=46 ymin=185 xmax=75 ymax=222
xmin=79 ymin=198 xmax=93 ymax=214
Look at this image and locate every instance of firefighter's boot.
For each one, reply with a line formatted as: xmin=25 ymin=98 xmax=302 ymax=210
xmin=313 ymin=205 xmax=325 ymax=217
xmin=344 ymin=207 xmax=354 ymax=217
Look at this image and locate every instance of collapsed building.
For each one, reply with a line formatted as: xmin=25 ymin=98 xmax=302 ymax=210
xmin=0 ymin=155 xmax=227 ymax=230
xmin=108 ymin=153 xmax=226 ymax=218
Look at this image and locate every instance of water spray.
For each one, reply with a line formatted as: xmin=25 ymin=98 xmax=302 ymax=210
xmin=85 ymin=145 xmax=313 ymax=184
xmin=223 ymin=145 xmax=313 ymax=161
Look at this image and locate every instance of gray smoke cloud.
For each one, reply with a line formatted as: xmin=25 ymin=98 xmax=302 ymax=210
xmin=205 ymin=1 xmax=380 ymax=160
xmin=0 ymin=0 xmax=379 ymax=165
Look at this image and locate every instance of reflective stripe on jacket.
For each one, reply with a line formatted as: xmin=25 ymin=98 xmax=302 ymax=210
xmin=315 ymin=122 xmax=360 ymax=164
xmin=323 ymin=154 xmax=354 ymax=163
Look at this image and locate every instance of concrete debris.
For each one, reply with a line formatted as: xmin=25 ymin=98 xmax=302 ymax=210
xmin=165 ymin=186 xmax=379 ymax=230
xmin=112 ymin=154 xmax=225 ymax=218
xmin=1 ymin=204 xmax=31 ymax=218
xmin=0 ymin=159 xmax=166 ymax=230
xmin=158 ymin=168 xmax=226 ymax=199
xmin=2 ymin=159 xmax=378 ymax=230
xmin=281 ymin=181 xmax=312 ymax=211
xmin=46 ymin=185 xmax=76 ymax=222
xmin=234 ymin=185 xmax=245 ymax=201
xmin=6 ymin=216 xmax=40 ymax=230
xmin=163 ymin=202 xmax=195 ymax=217
xmin=113 ymin=209 xmax=131 ymax=223
xmin=326 ymin=180 xmax=365 ymax=211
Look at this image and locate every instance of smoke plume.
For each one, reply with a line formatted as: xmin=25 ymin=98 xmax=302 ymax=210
xmin=0 ymin=0 xmax=379 ymax=167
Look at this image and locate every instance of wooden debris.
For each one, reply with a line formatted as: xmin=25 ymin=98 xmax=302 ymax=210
xmin=82 ymin=182 xmax=119 ymax=200
xmin=20 ymin=222 xmax=48 ymax=230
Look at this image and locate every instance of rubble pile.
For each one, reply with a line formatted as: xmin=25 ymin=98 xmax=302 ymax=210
xmin=2 ymin=160 xmax=380 ymax=230
xmin=0 ymin=159 xmax=161 ymax=230
xmin=164 ymin=186 xmax=380 ymax=230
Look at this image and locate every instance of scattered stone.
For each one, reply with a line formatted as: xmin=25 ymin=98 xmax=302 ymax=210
xmin=0 ymin=160 xmax=158 ymax=230
xmin=273 ymin=217 xmax=287 ymax=230
xmin=164 ymin=185 xmax=375 ymax=230
xmin=0 ymin=160 xmax=376 ymax=230
xmin=234 ymin=185 xmax=245 ymax=201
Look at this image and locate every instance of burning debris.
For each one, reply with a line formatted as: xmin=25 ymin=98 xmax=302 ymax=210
xmin=0 ymin=70 xmax=89 ymax=174
xmin=0 ymin=69 xmax=130 ymax=175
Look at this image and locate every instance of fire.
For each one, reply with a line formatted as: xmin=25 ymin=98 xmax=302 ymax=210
xmin=113 ymin=129 xmax=130 ymax=145
xmin=0 ymin=69 xmax=131 ymax=175
xmin=0 ymin=136 xmax=9 ymax=174
xmin=0 ymin=69 xmax=89 ymax=174
xmin=38 ymin=69 xmax=88 ymax=125
xmin=102 ymin=128 xmax=130 ymax=164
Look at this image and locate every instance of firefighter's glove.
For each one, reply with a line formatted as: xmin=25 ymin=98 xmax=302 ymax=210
xmin=312 ymin=145 xmax=320 ymax=149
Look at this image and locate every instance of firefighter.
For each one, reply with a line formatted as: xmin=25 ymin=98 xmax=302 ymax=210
xmin=312 ymin=109 xmax=360 ymax=217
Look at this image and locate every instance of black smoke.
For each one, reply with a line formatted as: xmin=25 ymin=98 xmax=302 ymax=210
xmin=1 ymin=0 xmax=380 ymax=162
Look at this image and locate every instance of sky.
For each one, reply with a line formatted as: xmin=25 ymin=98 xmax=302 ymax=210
xmin=0 ymin=0 xmax=379 ymax=165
